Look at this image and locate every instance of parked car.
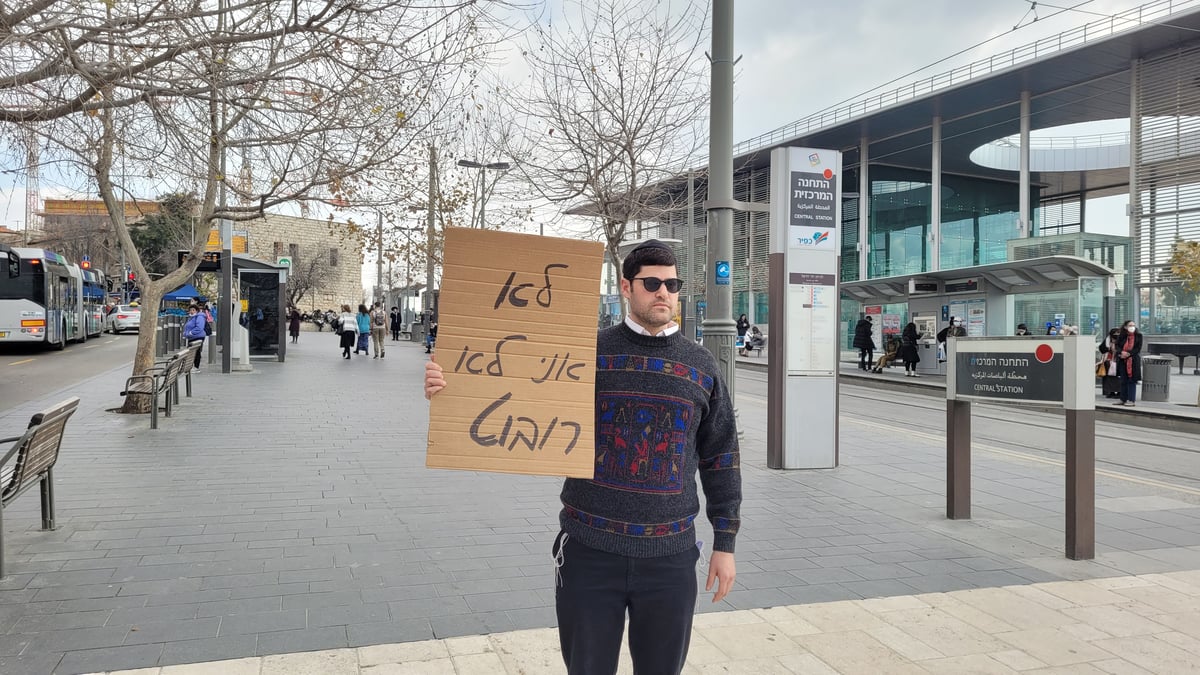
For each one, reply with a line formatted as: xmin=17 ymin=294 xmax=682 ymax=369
xmin=105 ymin=305 xmax=141 ymax=334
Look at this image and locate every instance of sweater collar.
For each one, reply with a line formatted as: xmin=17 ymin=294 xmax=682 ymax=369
xmin=617 ymin=321 xmax=685 ymax=347
xmin=623 ymin=315 xmax=679 ymax=338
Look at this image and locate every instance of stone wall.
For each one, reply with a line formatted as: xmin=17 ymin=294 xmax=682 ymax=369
xmin=245 ymin=213 xmax=364 ymax=312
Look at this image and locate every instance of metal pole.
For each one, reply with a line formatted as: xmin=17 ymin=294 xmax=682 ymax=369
xmin=479 ymin=168 xmax=486 ymax=229
xmin=1019 ymin=91 xmax=1031 ymax=238
xmin=686 ymin=172 xmax=695 ymax=341
xmin=702 ymin=0 xmax=736 ymax=397
xmin=375 ymin=211 xmax=383 ymax=304
xmin=425 ymin=145 xmax=437 ymax=318
xmin=219 ymin=130 xmax=231 ymax=375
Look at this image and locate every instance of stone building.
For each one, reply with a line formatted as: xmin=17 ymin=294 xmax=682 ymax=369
xmin=245 ymin=213 xmax=364 ymax=312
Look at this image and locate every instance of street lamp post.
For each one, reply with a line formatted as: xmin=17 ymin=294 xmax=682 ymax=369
xmin=457 ymin=159 xmax=510 ymax=228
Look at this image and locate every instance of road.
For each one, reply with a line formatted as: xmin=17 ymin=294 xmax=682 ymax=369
xmin=0 ymin=332 xmax=137 ymax=413
xmin=734 ymin=367 xmax=1200 ymax=497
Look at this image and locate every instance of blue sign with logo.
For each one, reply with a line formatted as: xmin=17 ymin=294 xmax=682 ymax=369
xmin=715 ymin=261 xmax=731 ymax=286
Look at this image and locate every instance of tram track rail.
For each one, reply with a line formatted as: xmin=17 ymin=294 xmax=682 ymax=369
xmin=734 ymin=371 xmax=1200 ymax=494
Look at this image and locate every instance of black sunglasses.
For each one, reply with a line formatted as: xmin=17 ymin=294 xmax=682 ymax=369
xmin=632 ymin=277 xmax=683 ymax=293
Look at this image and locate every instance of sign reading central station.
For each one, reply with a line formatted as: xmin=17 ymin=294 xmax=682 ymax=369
xmin=954 ymin=344 xmax=1063 ymax=403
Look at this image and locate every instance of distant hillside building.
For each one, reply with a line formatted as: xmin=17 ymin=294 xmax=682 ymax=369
xmin=36 ymin=198 xmax=160 ymax=277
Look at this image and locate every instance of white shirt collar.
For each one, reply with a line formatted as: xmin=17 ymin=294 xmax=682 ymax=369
xmin=624 ymin=315 xmax=679 ymax=337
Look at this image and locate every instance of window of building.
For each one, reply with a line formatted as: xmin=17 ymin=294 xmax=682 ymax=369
xmin=273 ymin=241 xmax=283 ymax=256
xmin=289 ymin=243 xmax=299 ymax=261
xmin=329 ymin=248 xmax=339 ymax=267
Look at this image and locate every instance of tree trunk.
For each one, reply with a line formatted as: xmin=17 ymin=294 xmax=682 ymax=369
xmin=119 ymin=285 xmax=165 ymax=414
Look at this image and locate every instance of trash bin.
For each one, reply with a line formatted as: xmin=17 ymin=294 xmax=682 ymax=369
xmin=1140 ymin=356 xmax=1172 ymax=402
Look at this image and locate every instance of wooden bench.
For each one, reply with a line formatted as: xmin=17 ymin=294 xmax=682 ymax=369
xmin=120 ymin=347 xmax=194 ymax=429
xmin=0 ymin=397 xmax=80 ymax=578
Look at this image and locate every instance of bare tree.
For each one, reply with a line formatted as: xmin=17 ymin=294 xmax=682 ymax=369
xmin=285 ymin=252 xmax=332 ymax=309
xmin=1 ymin=1 xmax=498 ymax=412
xmin=501 ymin=0 xmax=710 ymax=293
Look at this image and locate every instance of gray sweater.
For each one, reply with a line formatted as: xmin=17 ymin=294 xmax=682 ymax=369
xmin=558 ymin=324 xmax=742 ymax=558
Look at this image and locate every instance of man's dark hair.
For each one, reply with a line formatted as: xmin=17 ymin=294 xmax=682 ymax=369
xmin=622 ymin=239 xmax=677 ymax=280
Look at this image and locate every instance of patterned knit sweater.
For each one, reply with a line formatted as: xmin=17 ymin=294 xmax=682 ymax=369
xmin=558 ymin=323 xmax=742 ymax=558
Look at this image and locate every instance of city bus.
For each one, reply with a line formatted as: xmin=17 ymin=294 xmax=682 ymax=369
xmin=0 ymin=245 xmax=101 ymax=349
xmin=81 ymin=267 xmax=107 ymax=338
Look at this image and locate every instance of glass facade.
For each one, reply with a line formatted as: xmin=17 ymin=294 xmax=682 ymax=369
xmin=840 ymin=166 xmax=1034 ymax=282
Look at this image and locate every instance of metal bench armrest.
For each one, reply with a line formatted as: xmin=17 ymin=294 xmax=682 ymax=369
xmin=1 ymin=442 xmax=21 ymax=467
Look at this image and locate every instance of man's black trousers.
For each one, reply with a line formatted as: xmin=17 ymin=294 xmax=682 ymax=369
xmin=553 ymin=532 xmax=699 ymax=675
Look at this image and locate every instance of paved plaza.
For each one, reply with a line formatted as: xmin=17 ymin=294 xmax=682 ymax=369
xmin=1 ymin=334 xmax=1199 ymax=673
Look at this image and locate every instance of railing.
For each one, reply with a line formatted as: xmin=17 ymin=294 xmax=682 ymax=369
xmin=732 ymin=0 xmax=1200 ymax=157
xmin=991 ymin=131 xmax=1132 ymax=150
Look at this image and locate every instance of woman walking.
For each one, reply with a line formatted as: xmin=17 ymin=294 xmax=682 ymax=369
xmin=899 ymin=322 xmax=921 ymax=377
xmin=338 ymin=304 xmax=357 ymax=359
xmin=355 ymin=304 xmax=371 ymax=355
xmin=1113 ymin=320 xmax=1143 ymax=406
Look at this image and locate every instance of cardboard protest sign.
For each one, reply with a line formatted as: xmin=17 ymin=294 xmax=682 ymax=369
xmin=427 ymin=228 xmax=604 ymax=478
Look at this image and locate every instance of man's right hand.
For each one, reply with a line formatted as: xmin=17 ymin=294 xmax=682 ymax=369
xmin=424 ymin=360 xmax=446 ymax=400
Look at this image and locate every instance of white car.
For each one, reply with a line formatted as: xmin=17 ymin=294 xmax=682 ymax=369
xmin=106 ymin=305 xmax=141 ymax=333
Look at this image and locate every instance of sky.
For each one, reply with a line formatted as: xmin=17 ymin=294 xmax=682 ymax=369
xmin=0 ymin=0 xmax=1156 ymax=290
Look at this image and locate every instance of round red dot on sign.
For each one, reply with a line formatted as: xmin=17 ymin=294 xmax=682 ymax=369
xmin=1035 ymin=344 xmax=1054 ymax=363
xmin=823 ymin=168 xmax=833 ymax=180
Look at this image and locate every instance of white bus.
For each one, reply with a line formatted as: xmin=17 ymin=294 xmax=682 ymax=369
xmin=0 ymin=246 xmax=104 ymax=349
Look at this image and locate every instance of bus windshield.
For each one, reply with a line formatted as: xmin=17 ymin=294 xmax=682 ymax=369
xmin=0 ymin=261 xmax=46 ymax=304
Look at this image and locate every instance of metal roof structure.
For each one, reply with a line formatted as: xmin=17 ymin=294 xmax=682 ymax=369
xmin=841 ymin=255 xmax=1116 ymax=305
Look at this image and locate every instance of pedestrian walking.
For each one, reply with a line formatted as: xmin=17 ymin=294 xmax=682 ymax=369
xmin=424 ymin=239 xmax=741 ymax=675
xmin=424 ymin=320 xmax=437 ymax=354
xmin=183 ymin=304 xmax=207 ymax=370
xmin=853 ymin=315 xmax=876 ymax=370
xmin=370 ymin=302 xmax=387 ymax=358
xmin=1113 ymin=319 xmax=1143 ymax=406
xmin=288 ymin=307 xmax=301 ymax=344
xmin=355 ymin=304 xmax=371 ymax=355
xmin=900 ymin=321 xmax=921 ymax=377
xmin=389 ymin=306 xmax=402 ymax=341
xmin=338 ymin=304 xmax=357 ymax=359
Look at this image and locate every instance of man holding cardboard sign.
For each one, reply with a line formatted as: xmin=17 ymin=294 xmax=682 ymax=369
xmin=425 ymin=238 xmax=741 ymax=675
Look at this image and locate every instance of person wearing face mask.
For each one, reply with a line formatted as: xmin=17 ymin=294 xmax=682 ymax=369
xmin=1113 ymin=320 xmax=1143 ymax=406
xmin=936 ymin=317 xmax=965 ymax=361
xmin=1097 ymin=327 xmax=1123 ymax=399
xmin=1015 ymin=323 xmax=1029 ymax=336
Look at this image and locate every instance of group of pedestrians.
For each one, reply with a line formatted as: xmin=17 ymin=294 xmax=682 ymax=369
xmin=333 ymin=302 xmax=389 ymax=360
xmin=1099 ymin=320 xmax=1143 ymax=406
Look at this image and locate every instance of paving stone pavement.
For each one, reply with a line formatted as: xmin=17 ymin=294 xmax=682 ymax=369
xmin=90 ymin=569 xmax=1200 ymax=674
xmin=1 ymin=334 xmax=1199 ymax=674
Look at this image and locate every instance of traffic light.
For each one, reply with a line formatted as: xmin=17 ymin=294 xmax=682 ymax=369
xmin=80 ymin=260 xmax=91 ymax=270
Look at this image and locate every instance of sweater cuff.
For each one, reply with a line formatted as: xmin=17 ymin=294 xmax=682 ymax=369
xmin=712 ymin=531 xmax=736 ymax=554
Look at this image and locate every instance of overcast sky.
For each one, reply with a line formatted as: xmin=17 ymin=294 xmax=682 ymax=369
xmin=1 ymin=0 xmax=1154 ymax=271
